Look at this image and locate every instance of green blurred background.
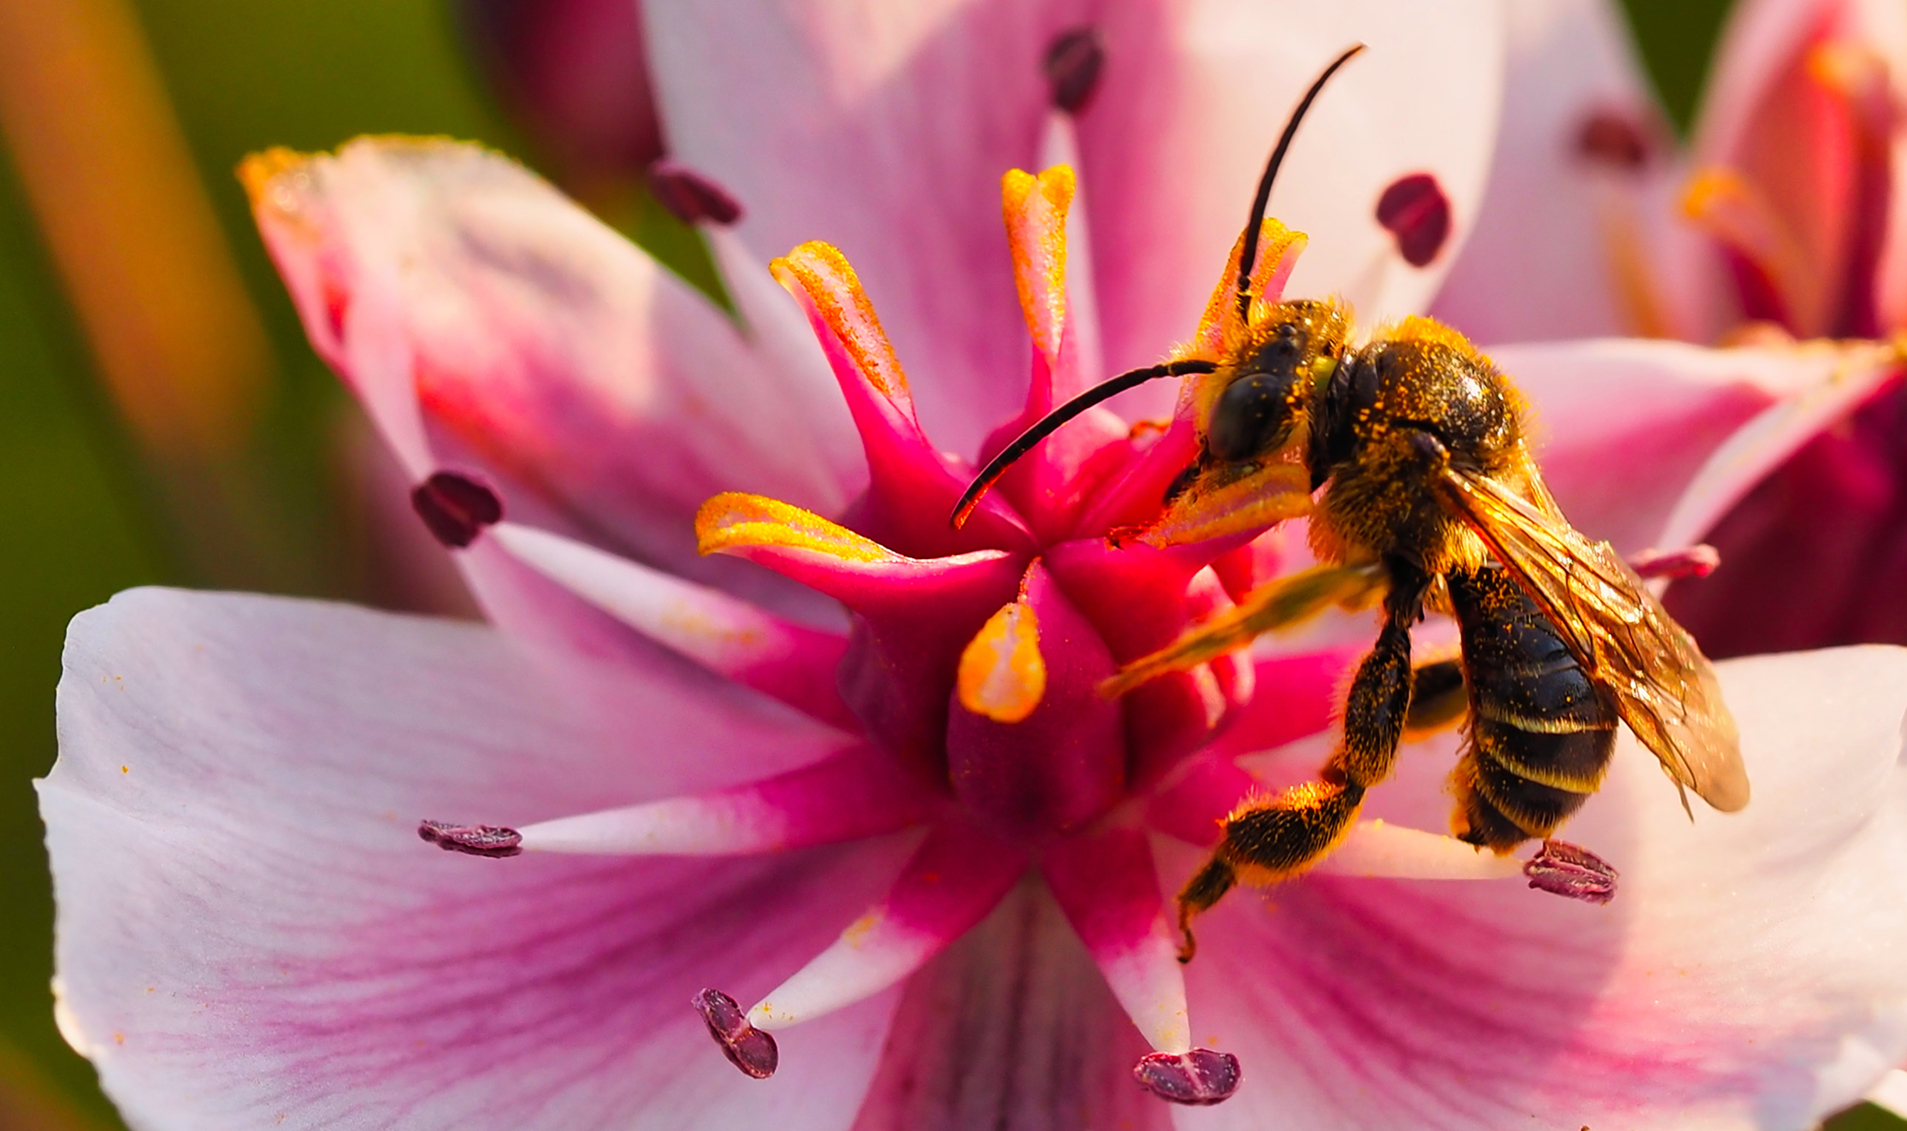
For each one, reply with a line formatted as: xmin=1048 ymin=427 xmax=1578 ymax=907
xmin=0 ymin=1 xmax=1895 ymax=1127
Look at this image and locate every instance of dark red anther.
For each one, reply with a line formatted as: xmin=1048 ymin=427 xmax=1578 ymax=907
xmin=411 ymin=471 xmax=503 ymax=548
xmin=1044 ymin=27 xmax=1105 ymax=114
xmin=693 ymin=988 xmax=778 ymax=1079
xmin=418 ymin=820 xmax=522 ymax=858
xmin=1629 ymin=543 xmax=1721 ymax=581
xmin=1576 ymin=109 xmax=1653 ymax=171
xmin=647 ymin=159 xmax=743 ymax=226
xmin=1525 ymin=839 xmax=1618 ymax=905
xmin=1133 ymin=1048 xmax=1241 ymax=1106
xmin=1375 ymin=173 xmax=1452 ymax=268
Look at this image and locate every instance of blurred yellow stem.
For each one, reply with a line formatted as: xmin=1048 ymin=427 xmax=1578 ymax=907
xmin=0 ymin=0 xmax=314 ymax=587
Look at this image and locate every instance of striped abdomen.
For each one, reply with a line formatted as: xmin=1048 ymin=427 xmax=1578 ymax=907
xmin=1445 ymin=566 xmax=1617 ymax=850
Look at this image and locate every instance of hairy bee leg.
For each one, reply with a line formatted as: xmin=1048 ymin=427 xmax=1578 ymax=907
xmin=1403 ymin=657 xmax=1467 ymax=738
xmin=1174 ymin=858 xmax=1238 ymax=963
xmin=1175 ymin=562 xmax=1430 ymax=958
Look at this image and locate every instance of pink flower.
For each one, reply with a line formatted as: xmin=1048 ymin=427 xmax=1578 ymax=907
xmin=40 ymin=3 xmax=1907 ymax=1129
xmin=1433 ymin=0 xmax=1907 ymax=657
xmin=458 ymin=0 xmax=664 ymax=195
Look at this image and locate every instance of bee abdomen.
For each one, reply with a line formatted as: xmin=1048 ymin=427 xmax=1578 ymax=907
xmin=1446 ymin=568 xmax=1618 ymax=851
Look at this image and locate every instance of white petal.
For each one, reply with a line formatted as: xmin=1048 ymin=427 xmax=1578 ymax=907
xmin=1174 ymin=646 xmax=1907 ymax=1130
xmin=43 ymin=589 xmax=907 ymax=1131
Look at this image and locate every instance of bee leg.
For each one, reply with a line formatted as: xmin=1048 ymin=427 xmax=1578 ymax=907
xmin=1175 ymin=561 xmax=1431 ymax=960
xmin=1174 ymin=857 xmax=1236 ymax=963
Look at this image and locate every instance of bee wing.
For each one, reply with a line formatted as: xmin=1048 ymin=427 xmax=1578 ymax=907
xmin=1434 ymin=467 xmax=1749 ymax=813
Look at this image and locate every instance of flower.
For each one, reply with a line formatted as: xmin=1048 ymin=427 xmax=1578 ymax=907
xmin=1432 ymin=0 xmax=1907 ymax=657
xmin=457 ymin=0 xmax=664 ymax=196
xmin=39 ymin=2 xmax=1907 ymax=1129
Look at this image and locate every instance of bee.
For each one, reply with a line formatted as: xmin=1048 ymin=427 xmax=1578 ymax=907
xmin=951 ymin=45 xmax=1748 ymax=960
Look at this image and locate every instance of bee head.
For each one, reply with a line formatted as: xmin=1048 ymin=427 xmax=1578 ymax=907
xmin=1201 ymin=299 xmax=1349 ymax=465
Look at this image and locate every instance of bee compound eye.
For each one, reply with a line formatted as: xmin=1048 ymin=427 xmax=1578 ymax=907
xmin=1207 ymin=372 xmax=1295 ymax=462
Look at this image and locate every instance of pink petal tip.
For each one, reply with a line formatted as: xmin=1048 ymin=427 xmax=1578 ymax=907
xmin=693 ymin=988 xmax=778 ymax=1079
xmin=416 ymin=820 xmax=522 ymax=858
xmin=1133 ymin=1048 xmax=1241 ymax=1106
xmin=1629 ymin=543 xmax=1720 ymax=581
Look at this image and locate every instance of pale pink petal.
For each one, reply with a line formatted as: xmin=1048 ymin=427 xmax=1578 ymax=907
xmin=246 ymin=138 xmax=859 ymax=594
xmin=1080 ymin=0 xmax=1505 ymax=389
xmin=850 ymin=881 xmax=1173 ymax=1131
xmin=1649 ymin=341 xmax=1901 ymax=550
xmin=43 ymin=589 xmax=908 ymax=1131
xmin=1431 ymin=0 xmax=1719 ymax=344
xmin=1496 ymin=337 xmax=1896 ymax=554
xmin=490 ymin=521 xmax=857 ymax=728
xmin=1043 ymin=828 xmax=1192 ymax=1053
xmin=746 ymin=820 xmax=1026 ymax=1032
xmin=644 ymin=0 xmax=1057 ymax=455
xmin=1867 ymin=1069 xmax=1907 ymax=1116
xmin=518 ymin=748 xmax=937 ymax=855
xmin=1666 ymin=373 xmax=1907 ymax=655
xmin=1170 ymin=646 xmax=1907 ymax=1130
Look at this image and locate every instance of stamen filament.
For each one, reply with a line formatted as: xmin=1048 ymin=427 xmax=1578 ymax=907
xmin=490 ymin=521 xmax=855 ymax=727
xmin=1310 ymin=819 xmax=1524 ymax=880
xmin=744 ymin=821 xmax=1024 ymax=1033
xmin=514 ymin=749 xmax=933 ymax=856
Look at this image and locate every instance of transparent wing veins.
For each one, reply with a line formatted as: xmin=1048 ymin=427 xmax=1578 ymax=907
xmin=1434 ymin=467 xmax=1748 ymax=813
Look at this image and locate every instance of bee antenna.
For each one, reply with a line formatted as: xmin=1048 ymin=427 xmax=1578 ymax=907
xmin=1235 ymin=43 xmax=1367 ymax=324
xmin=949 ymin=358 xmax=1220 ymax=529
